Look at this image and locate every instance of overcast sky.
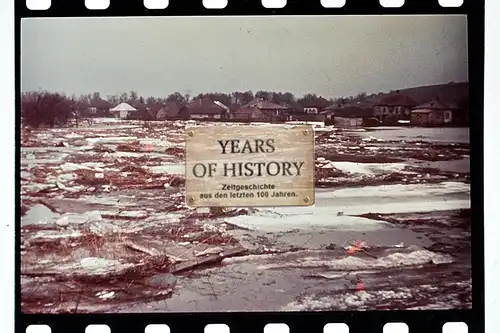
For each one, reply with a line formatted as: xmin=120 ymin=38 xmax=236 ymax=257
xmin=21 ymin=15 xmax=467 ymax=99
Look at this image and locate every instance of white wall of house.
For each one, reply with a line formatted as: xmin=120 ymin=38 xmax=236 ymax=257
xmin=444 ymin=110 xmax=453 ymax=123
xmin=119 ymin=110 xmax=129 ymax=119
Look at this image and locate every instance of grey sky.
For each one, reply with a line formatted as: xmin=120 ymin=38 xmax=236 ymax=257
xmin=21 ymin=15 xmax=467 ymax=99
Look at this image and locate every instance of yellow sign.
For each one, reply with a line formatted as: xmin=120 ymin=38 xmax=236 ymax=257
xmin=185 ymin=125 xmax=315 ymax=207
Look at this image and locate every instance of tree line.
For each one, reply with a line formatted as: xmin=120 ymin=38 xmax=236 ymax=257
xmin=103 ymin=90 xmax=367 ymax=107
xmin=21 ymin=89 xmax=369 ymax=128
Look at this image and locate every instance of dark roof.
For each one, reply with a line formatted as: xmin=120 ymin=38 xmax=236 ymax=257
xmin=389 ymin=82 xmax=468 ymax=105
xmin=322 ymin=105 xmax=374 ymax=118
xmin=376 ymin=93 xmax=417 ymax=107
xmin=323 ymin=101 xmax=373 ymax=112
xmin=90 ymin=99 xmax=112 ymax=109
xmin=299 ymin=97 xmax=331 ymax=109
xmin=233 ymin=107 xmax=262 ymax=115
xmin=186 ymin=98 xmax=228 ymax=115
xmin=412 ymin=100 xmax=452 ymax=110
xmin=229 ymin=103 xmax=241 ymax=112
xmin=129 ymin=100 xmax=146 ymax=110
xmin=280 ymin=102 xmax=304 ymax=114
xmin=157 ymin=102 xmax=182 ymax=119
xmin=242 ymin=98 xmax=288 ymax=110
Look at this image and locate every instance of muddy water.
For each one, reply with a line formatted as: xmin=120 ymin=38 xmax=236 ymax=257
xmin=97 ymin=182 xmax=471 ymax=313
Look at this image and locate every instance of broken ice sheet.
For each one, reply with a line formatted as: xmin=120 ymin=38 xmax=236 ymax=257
xmin=96 ymin=291 xmax=115 ymax=300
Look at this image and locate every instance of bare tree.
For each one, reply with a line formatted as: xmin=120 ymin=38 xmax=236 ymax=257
xmin=22 ymin=91 xmax=75 ymax=128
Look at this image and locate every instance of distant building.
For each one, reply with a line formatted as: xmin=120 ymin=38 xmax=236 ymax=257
xmin=232 ymin=106 xmax=268 ymax=122
xmin=109 ymin=103 xmax=137 ymax=119
xmin=89 ymin=99 xmax=112 ymax=116
xmin=181 ymin=98 xmax=229 ymax=120
xmin=156 ymin=102 xmax=183 ymax=120
xmin=234 ymin=98 xmax=290 ymax=122
xmin=410 ymin=100 xmax=454 ymax=126
xmin=321 ymin=103 xmax=374 ymax=127
xmin=299 ymin=98 xmax=330 ymax=115
xmin=374 ymin=93 xmax=418 ymax=124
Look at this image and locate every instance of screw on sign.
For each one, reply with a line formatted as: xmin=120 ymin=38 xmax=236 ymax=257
xmin=184 ymin=125 xmax=315 ymax=208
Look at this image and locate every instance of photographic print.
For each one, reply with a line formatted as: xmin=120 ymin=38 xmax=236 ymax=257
xmin=20 ymin=15 xmax=470 ymax=314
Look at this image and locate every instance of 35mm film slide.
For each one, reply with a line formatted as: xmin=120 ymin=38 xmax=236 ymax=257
xmin=16 ymin=1 xmax=484 ymax=332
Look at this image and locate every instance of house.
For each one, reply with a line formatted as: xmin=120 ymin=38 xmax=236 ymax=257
xmin=88 ymin=99 xmax=112 ymax=116
xmin=232 ymin=107 xmax=268 ymax=122
xmin=410 ymin=100 xmax=454 ymax=126
xmin=156 ymin=102 xmax=183 ymax=120
xmin=180 ymin=98 xmax=229 ymax=120
xmin=321 ymin=103 xmax=375 ymax=127
xmin=109 ymin=103 xmax=137 ymax=119
xmin=299 ymin=97 xmax=331 ymax=115
xmin=143 ymin=102 xmax=164 ymax=120
xmin=236 ymin=98 xmax=290 ymax=122
xmin=334 ymin=116 xmax=364 ymax=128
xmin=374 ymin=93 xmax=418 ymax=124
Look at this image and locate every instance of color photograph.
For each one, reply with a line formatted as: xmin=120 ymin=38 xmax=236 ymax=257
xmin=20 ymin=15 xmax=470 ymax=313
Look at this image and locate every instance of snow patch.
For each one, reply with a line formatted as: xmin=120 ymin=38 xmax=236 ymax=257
xmin=329 ymin=162 xmax=407 ymax=175
xmin=317 ymin=182 xmax=470 ymax=199
xmin=225 ymin=214 xmax=390 ymax=233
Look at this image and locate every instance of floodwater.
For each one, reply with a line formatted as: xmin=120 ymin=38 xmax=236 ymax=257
xmin=358 ymin=127 xmax=469 ymax=143
xmin=20 ymin=121 xmax=472 ymax=313
xmin=103 ymin=181 xmax=471 ymax=313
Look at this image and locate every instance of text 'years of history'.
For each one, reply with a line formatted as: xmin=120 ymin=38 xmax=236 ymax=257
xmin=185 ymin=125 xmax=315 ymax=207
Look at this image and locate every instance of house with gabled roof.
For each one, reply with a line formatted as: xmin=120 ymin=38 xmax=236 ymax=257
xmin=410 ymin=100 xmax=454 ymax=126
xmin=109 ymin=102 xmax=137 ymax=119
xmin=180 ymin=97 xmax=230 ymax=120
xmin=299 ymin=97 xmax=331 ymax=115
xmin=374 ymin=93 xmax=418 ymax=124
xmin=235 ymin=98 xmax=291 ymax=122
xmin=156 ymin=102 xmax=184 ymax=120
xmin=321 ymin=103 xmax=375 ymax=128
xmin=231 ymin=106 xmax=268 ymax=122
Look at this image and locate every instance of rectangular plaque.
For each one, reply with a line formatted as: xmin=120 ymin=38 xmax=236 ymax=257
xmin=185 ymin=125 xmax=315 ymax=207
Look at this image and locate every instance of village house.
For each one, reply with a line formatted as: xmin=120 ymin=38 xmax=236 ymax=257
xmin=300 ymin=98 xmax=330 ymax=115
xmin=109 ymin=102 xmax=137 ymax=119
xmin=180 ymin=97 xmax=230 ymax=120
xmin=410 ymin=100 xmax=455 ymax=126
xmin=88 ymin=99 xmax=112 ymax=116
xmin=142 ymin=102 xmax=164 ymax=120
xmin=155 ymin=102 xmax=184 ymax=121
xmin=233 ymin=98 xmax=291 ymax=122
xmin=231 ymin=106 xmax=268 ymax=122
xmin=374 ymin=93 xmax=418 ymax=125
xmin=321 ymin=103 xmax=375 ymax=127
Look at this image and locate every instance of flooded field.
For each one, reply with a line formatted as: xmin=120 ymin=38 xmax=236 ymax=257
xmin=20 ymin=119 xmax=471 ymax=313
